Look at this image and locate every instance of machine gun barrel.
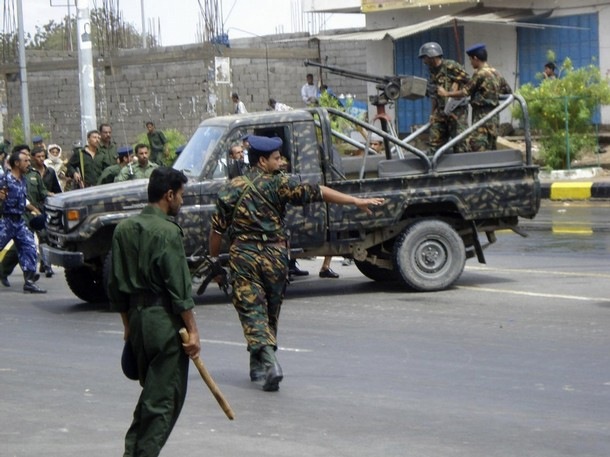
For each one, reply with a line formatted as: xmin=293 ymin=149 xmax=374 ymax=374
xmin=304 ymin=59 xmax=391 ymax=86
xmin=304 ymin=59 xmax=427 ymax=102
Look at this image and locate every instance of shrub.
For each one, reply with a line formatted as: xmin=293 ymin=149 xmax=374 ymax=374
xmin=135 ymin=128 xmax=187 ymax=166
xmin=514 ymin=54 xmax=610 ymax=169
xmin=6 ymin=115 xmax=50 ymax=146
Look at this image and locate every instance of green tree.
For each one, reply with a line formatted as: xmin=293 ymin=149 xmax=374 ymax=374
xmin=135 ymin=129 xmax=187 ymax=166
xmin=6 ymin=115 xmax=50 ymax=146
xmin=514 ymin=54 xmax=610 ymax=169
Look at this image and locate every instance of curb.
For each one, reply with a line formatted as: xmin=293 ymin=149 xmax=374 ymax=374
xmin=540 ymin=181 xmax=610 ymax=200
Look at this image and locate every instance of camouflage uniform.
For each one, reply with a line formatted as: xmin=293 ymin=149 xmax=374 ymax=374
xmin=0 ymin=172 xmax=38 ymax=274
xmin=462 ymin=63 xmax=511 ymax=152
xmin=427 ymin=59 xmax=471 ymax=153
xmin=211 ymin=167 xmax=322 ymax=362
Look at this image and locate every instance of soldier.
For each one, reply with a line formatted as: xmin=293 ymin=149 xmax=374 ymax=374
xmin=419 ymin=41 xmax=471 ymax=153
xmin=0 ymin=149 xmax=46 ymax=293
xmin=97 ymin=146 xmax=132 ymax=185
xmin=108 ymin=167 xmax=201 ymax=457
xmin=438 ymin=43 xmax=512 ymax=152
xmin=209 ymin=135 xmax=384 ymax=391
xmin=97 ymin=123 xmax=118 ymax=166
xmin=145 ymin=121 xmax=168 ymax=165
xmin=115 ymin=144 xmax=159 ymax=181
xmin=67 ymin=130 xmax=109 ymax=188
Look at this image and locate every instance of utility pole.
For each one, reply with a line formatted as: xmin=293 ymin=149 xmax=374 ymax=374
xmin=16 ymin=0 xmax=31 ymax=144
xmin=75 ymin=0 xmax=97 ymax=142
xmin=140 ymin=0 xmax=147 ymax=48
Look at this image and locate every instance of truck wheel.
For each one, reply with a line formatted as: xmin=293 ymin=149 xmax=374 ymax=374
xmin=354 ymin=259 xmax=398 ymax=282
xmin=393 ymin=219 xmax=465 ymax=292
xmin=65 ymin=264 xmax=107 ymax=303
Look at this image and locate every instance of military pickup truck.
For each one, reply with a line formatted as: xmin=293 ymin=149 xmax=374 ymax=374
xmin=44 ymin=96 xmax=539 ymax=304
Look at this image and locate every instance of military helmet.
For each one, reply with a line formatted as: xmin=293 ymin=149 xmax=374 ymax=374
xmin=418 ymin=42 xmax=443 ymax=58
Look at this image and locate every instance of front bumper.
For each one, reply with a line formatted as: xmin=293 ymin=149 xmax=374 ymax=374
xmin=42 ymin=245 xmax=84 ymax=268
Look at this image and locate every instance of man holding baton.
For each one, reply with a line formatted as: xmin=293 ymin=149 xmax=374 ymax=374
xmin=108 ymin=167 xmax=201 ymax=456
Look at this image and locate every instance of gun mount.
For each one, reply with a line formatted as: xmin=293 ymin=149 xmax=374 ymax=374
xmin=304 ymin=60 xmax=427 ymax=106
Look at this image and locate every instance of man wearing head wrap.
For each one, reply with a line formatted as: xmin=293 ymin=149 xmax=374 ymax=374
xmin=209 ymin=135 xmax=384 ymax=392
xmin=438 ymin=43 xmax=512 ymax=151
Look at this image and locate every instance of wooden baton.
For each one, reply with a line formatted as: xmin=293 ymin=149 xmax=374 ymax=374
xmin=179 ymin=328 xmax=235 ymax=420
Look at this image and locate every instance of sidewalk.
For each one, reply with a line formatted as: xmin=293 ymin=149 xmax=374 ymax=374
xmin=540 ymin=166 xmax=610 ymax=200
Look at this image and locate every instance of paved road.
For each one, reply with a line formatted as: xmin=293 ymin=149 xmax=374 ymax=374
xmin=1 ymin=229 xmax=610 ymax=457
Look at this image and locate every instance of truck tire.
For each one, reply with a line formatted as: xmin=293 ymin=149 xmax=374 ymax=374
xmin=393 ymin=219 xmax=465 ymax=292
xmin=65 ymin=264 xmax=107 ymax=303
xmin=354 ymin=259 xmax=398 ymax=282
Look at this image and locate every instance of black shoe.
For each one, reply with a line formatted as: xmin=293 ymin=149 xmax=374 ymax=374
xmin=1 ymin=276 xmax=10 ymax=287
xmin=23 ymin=272 xmax=46 ymax=294
xmin=249 ymin=351 xmax=266 ymax=382
xmin=262 ymin=362 xmax=283 ymax=392
xmin=39 ymin=263 xmax=45 ymax=273
xmin=319 ymin=268 xmax=339 ymax=279
xmin=45 ymin=267 xmax=54 ymax=278
xmin=289 ymin=264 xmax=309 ymax=277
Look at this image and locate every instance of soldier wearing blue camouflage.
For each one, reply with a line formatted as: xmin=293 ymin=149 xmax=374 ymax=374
xmin=209 ymin=135 xmax=384 ymax=392
xmin=438 ymin=43 xmax=512 ymax=152
xmin=0 ymin=148 xmax=46 ymax=293
xmin=419 ymin=42 xmax=471 ymax=153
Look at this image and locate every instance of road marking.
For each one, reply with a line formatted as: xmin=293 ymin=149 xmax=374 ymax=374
xmin=98 ymin=331 xmax=311 ymax=352
xmin=466 ymin=265 xmax=610 ymax=279
xmin=457 ymin=285 xmax=609 ymax=302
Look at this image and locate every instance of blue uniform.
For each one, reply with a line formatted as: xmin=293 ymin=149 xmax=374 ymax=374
xmin=0 ymin=172 xmax=37 ymax=273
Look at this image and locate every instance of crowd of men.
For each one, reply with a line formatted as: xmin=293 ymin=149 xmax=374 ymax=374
xmin=0 ymin=121 xmax=171 ymax=292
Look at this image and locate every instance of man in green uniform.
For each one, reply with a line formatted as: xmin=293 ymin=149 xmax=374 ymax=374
xmin=419 ymin=41 xmax=471 ymax=153
xmin=146 ymin=121 xmax=168 ymax=165
xmin=97 ymin=123 xmax=118 ymax=166
xmin=108 ymin=166 xmax=201 ymax=457
xmin=67 ymin=130 xmax=111 ymax=187
xmin=438 ymin=43 xmax=512 ymax=152
xmin=116 ymin=144 xmax=159 ymax=182
xmin=209 ymin=135 xmax=384 ymax=392
xmin=97 ymin=146 xmax=132 ymax=185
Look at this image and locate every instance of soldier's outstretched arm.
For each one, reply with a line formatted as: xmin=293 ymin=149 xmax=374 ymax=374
xmin=319 ymin=185 xmax=384 ymax=216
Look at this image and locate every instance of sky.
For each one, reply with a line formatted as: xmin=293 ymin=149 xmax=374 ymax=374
xmin=11 ymin=0 xmax=365 ymax=46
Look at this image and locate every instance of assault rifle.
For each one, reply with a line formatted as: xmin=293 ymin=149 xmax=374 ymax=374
xmin=189 ymin=247 xmax=231 ymax=297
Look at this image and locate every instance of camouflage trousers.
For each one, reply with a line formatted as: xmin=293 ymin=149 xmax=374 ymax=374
xmin=0 ymin=217 xmax=37 ymax=273
xmin=229 ymin=241 xmax=288 ymax=354
xmin=469 ymin=108 xmax=499 ymax=152
xmin=428 ymin=107 xmax=469 ymax=153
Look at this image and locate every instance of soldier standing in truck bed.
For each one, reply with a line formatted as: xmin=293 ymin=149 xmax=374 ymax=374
xmin=209 ymin=135 xmax=384 ymax=392
xmin=419 ymin=41 xmax=471 ymax=154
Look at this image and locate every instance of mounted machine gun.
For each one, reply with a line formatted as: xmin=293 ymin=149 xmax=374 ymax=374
xmin=304 ymin=60 xmax=427 ymax=107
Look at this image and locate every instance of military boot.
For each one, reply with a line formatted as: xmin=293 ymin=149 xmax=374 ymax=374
xmin=1 ymin=275 xmax=10 ymax=287
xmin=249 ymin=351 xmax=266 ymax=382
xmin=23 ymin=272 xmax=47 ymax=294
xmin=259 ymin=345 xmax=283 ymax=392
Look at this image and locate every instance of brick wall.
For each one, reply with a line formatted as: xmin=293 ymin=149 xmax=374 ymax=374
xmin=1 ymin=34 xmax=368 ymax=149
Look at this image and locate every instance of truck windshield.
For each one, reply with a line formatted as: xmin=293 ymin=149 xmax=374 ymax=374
xmin=173 ymin=125 xmax=224 ymax=178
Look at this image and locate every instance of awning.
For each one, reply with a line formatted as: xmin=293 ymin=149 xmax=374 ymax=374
xmin=315 ymin=8 xmax=558 ymax=42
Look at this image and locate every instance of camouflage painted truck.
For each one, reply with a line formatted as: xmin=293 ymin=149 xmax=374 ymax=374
xmin=43 ymin=97 xmax=540 ymax=304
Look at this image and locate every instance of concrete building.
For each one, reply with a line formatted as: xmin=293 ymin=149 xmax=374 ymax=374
xmin=305 ymin=0 xmax=610 ymax=135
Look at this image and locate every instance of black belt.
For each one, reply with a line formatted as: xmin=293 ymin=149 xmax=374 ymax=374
xmin=129 ymin=292 xmax=170 ymax=309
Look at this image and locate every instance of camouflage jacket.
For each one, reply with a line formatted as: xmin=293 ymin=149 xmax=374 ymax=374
xmin=429 ymin=59 xmax=470 ymax=112
xmin=462 ymin=63 xmax=512 ymax=110
xmin=212 ymin=167 xmax=323 ymax=243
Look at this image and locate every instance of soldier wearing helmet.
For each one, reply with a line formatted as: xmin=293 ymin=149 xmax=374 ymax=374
xmin=419 ymin=41 xmax=470 ymax=153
